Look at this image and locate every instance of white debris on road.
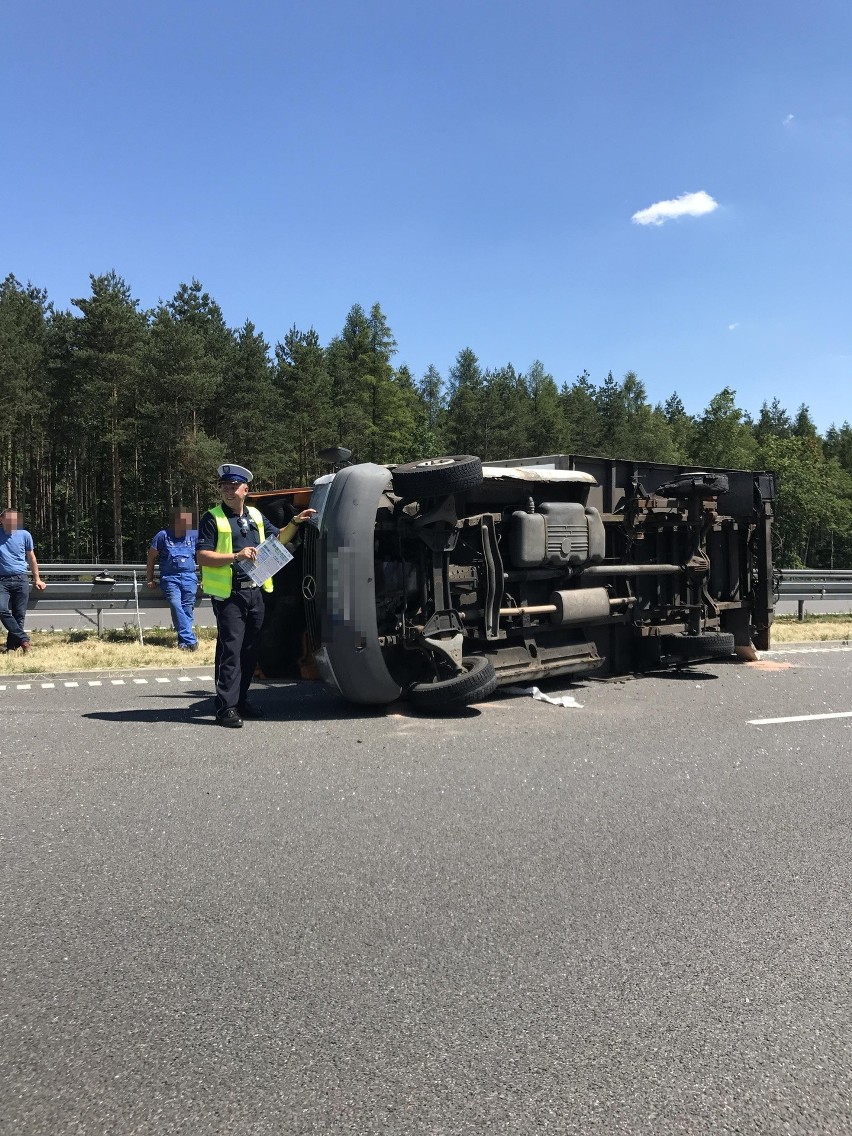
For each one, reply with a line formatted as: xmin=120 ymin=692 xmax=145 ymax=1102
xmin=505 ymin=685 xmax=583 ymax=708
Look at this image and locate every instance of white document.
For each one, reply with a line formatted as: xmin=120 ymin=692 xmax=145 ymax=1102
xmin=237 ymin=536 xmax=293 ymax=587
xmin=504 ymin=685 xmax=584 ymax=708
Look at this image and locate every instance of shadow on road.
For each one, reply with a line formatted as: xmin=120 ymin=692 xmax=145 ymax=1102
xmin=82 ymin=683 xmax=391 ymax=726
xmin=629 ymin=666 xmax=722 ymax=682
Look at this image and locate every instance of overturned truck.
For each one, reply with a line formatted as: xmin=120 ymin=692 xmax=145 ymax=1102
xmin=251 ymin=453 xmax=776 ymax=711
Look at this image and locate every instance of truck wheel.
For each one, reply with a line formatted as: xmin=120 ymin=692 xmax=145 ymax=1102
xmin=656 ymin=472 xmax=730 ymax=498
xmin=407 ymin=655 xmax=497 ymax=712
xmin=391 ymin=455 xmax=483 ymax=500
xmin=262 ymin=499 xmax=294 ymax=528
xmin=661 ymin=631 xmax=736 ymax=659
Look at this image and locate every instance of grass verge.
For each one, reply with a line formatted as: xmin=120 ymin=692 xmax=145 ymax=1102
xmin=0 ymin=627 xmax=216 ymax=675
xmin=771 ymin=613 xmax=852 ymax=642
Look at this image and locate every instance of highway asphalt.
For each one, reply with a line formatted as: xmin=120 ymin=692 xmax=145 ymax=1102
xmin=3 ymin=647 xmax=852 ymax=1134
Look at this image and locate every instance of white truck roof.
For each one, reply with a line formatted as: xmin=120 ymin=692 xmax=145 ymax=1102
xmin=481 ymin=464 xmax=597 ymax=485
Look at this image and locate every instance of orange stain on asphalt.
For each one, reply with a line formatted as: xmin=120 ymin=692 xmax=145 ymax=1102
xmin=745 ymin=660 xmax=794 ymax=670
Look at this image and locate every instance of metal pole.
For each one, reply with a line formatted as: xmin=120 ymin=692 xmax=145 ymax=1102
xmin=132 ymin=571 xmax=144 ymax=645
xmin=97 ymin=608 xmax=104 ymax=638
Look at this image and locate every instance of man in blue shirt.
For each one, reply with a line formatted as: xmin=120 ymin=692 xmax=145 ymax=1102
xmin=0 ymin=508 xmax=47 ymax=654
xmin=145 ymin=508 xmax=199 ymax=651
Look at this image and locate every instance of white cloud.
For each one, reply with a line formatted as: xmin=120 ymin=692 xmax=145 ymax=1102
xmin=728 ymin=323 xmax=739 ymax=331
xmin=631 ymin=190 xmax=719 ymax=226
xmin=783 ymin=113 xmax=795 ymax=126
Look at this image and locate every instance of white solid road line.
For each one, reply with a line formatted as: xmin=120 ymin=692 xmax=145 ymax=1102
xmin=750 ymin=710 xmax=852 ymax=726
xmin=767 ymin=645 xmax=852 ymax=654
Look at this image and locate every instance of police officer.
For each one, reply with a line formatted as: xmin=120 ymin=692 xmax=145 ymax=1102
xmin=196 ymin=463 xmax=315 ymax=728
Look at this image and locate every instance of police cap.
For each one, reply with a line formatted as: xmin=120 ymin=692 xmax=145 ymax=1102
xmin=217 ymin=462 xmax=253 ymax=484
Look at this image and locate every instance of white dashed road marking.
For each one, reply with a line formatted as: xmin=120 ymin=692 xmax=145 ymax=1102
xmin=750 ymin=710 xmax=852 ymax=726
xmin=0 ymin=672 xmax=214 ymax=697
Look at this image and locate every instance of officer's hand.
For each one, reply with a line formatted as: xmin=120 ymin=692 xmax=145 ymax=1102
xmin=236 ymin=547 xmax=257 ymax=562
xmin=295 ymin=508 xmax=317 ymax=524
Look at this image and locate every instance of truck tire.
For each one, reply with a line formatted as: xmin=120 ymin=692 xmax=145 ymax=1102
xmin=262 ymin=499 xmax=294 ymax=528
xmin=661 ymin=631 xmax=736 ymax=659
xmin=391 ymin=455 xmax=483 ymax=500
xmin=408 ymin=655 xmax=497 ymax=712
xmin=656 ymin=472 xmax=730 ymax=498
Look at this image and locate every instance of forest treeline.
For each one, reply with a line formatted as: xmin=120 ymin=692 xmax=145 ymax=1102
xmin=2 ymin=270 xmax=851 ymax=568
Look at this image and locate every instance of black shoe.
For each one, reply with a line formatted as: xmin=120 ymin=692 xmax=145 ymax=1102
xmin=178 ymin=643 xmax=199 ymax=652
xmin=217 ymin=708 xmax=243 ymax=728
xmin=236 ymin=701 xmax=264 ymax=719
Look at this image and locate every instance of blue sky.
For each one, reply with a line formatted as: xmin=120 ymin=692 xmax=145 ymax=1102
xmin=2 ymin=0 xmax=850 ymax=432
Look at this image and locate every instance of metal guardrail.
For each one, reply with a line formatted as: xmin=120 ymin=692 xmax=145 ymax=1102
xmin=777 ymin=569 xmax=852 ymax=619
xmin=25 ymin=563 xmax=208 ymax=636
xmin=22 ymin=563 xmax=852 ymax=631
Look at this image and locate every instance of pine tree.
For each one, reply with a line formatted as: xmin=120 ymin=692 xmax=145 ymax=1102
xmin=71 ymin=272 xmax=148 ymax=561
xmin=754 ymin=397 xmax=792 ymax=445
xmin=481 ymin=364 xmax=530 ymax=460
xmin=445 ymin=348 xmax=485 ymax=455
xmin=560 ymin=371 xmax=602 ymax=454
xmin=663 ymin=393 xmax=695 ymax=462
xmin=595 ymin=371 xmax=630 ymax=456
xmin=145 ymin=282 xmax=232 ymax=523
xmin=691 ymin=388 xmax=757 ymax=470
xmin=274 ymin=326 xmax=334 ymax=484
xmin=219 ymin=320 xmax=276 ymax=480
xmin=325 ymin=304 xmax=375 ymax=457
xmin=824 ymin=422 xmax=852 ymax=474
xmin=525 ymin=361 xmax=566 ymax=456
xmin=415 ymin=364 xmax=448 ymax=455
xmin=0 ymin=275 xmax=50 ymax=518
xmin=608 ymin=372 xmax=677 ymax=462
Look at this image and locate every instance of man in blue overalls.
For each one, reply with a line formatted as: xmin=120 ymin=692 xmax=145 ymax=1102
xmin=146 ymin=507 xmax=199 ymax=651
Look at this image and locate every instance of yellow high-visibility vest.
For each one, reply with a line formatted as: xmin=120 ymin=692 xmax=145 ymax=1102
xmin=201 ymin=505 xmax=273 ymax=597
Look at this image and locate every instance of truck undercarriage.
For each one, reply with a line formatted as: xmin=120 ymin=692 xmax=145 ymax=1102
xmin=252 ymin=453 xmax=775 ymax=710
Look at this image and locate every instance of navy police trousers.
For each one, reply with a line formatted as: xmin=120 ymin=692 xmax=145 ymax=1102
xmin=211 ymin=587 xmax=265 ymax=712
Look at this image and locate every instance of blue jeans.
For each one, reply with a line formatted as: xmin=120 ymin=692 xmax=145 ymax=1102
xmin=0 ymin=574 xmax=30 ymax=649
xmin=159 ymin=573 xmax=199 ymax=647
